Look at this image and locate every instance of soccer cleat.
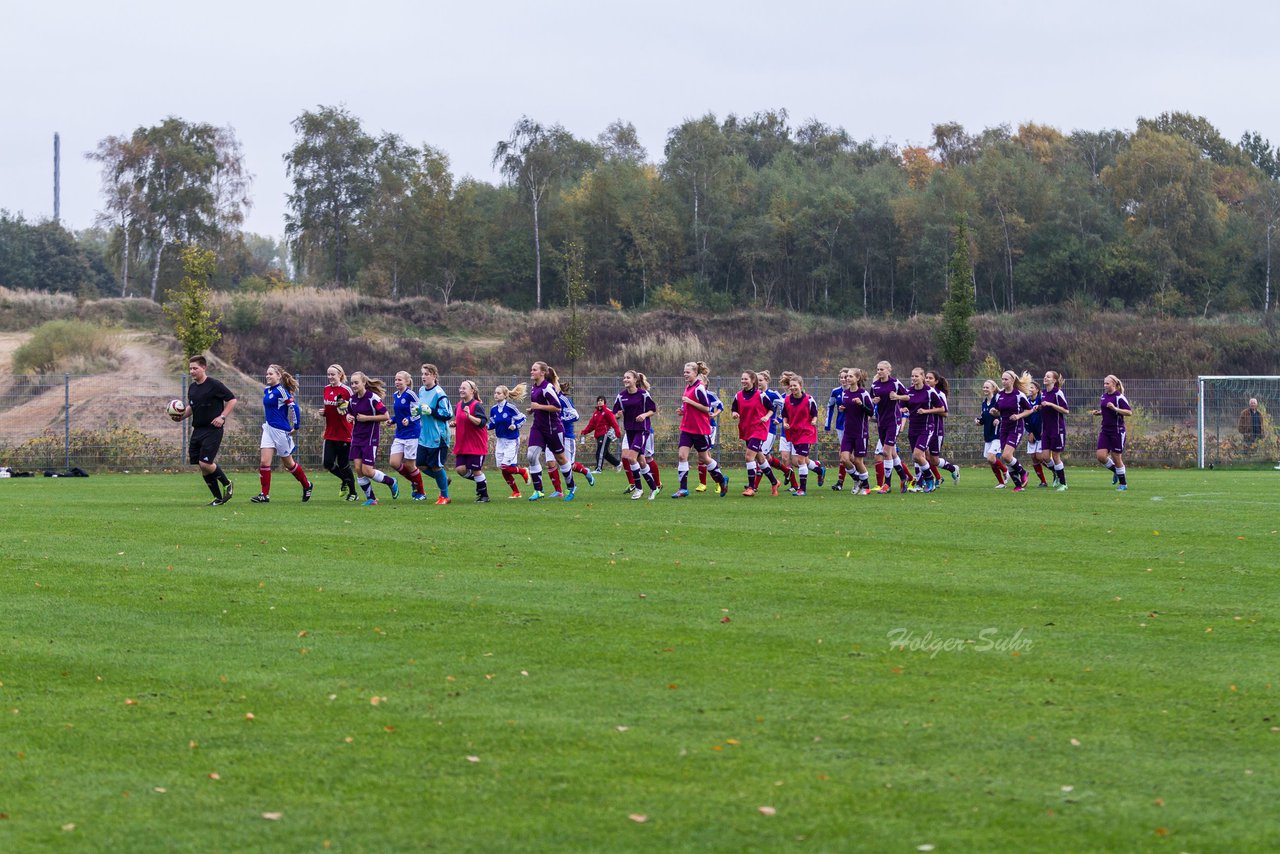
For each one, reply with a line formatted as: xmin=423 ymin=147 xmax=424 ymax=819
xmin=789 ymin=487 xmax=799 ymax=496
xmin=630 ymin=487 xmax=644 ymax=500
xmin=251 ymin=493 xmax=270 ymax=503
xmin=1013 ymin=483 xmax=1025 ymax=492
xmin=302 ymin=483 xmax=313 ymax=503
xmin=435 ymin=496 xmax=451 ymax=505
xmin=564 ymin=487 xmax=576 ymax=502
xmin=1117 ymin=484 xmax=1128 ymax=491
xmin=550 ymin=491 xmax=563 ymax=499
xmin=831 ymin=483 xmax=842 ymax=492
xmin=388 ymin=478 xmax=400 ymax=499
xmin=900 ymin=481 xmax=910 ymax=494
xmin=591 ymin=468 xmax=602 ymax=474
xmin=1055 ymin=484 xmax=1068 ymax=492
xmin=1112 ymin=469 xmax=1119 ymax=484
xmin=207 ymin=497 xmax=224 ymax=506
xmin=411 ymin=492 xmax=426 ymax=501
xmin=694 ymin=483 xmax=708 ymax=493
xmin=363 ymin=498 xmax=379 ymax=506
xmin=671 ymin=489 xmax=690 ymax=499
xmin=222 ymin=481 xmax=234 ymax=502
xmin=994 ymin=482 xmax=1007 ymax=489
xmin=339 ymin=485 xmax=349 ymax=499
xmin=907 ymin=485 xmax=922 ymax=494
xmin=770 ymin=483 xmax=779 ymax=497
xmin=816 ymin=467 xmax=825 ymax=488
xmin=476 ymin=495 xmax=490 ymax=503
xmin=719 ymin=476 xmax=729 ymax=497
xmin=793 ymin=490 xmax=807 ymax=497
xmin=509 ymin=490 xmax=522 ymax=499
xmin=1037 ymin=481 xmax=1048 ymax=489
xmin=345 ymin=493 xmax=359 ymax=501
xmin=527 ymin=490 xmax=545 ymax=502
xmin=648 ymin=486 xmax=661 ymax=501
xmin=951 ymin=470 xmax=960 ymax=483
xmin=584 ymin=470 xmax=595 ymax=487
xmin=519 ymin=467 xmax=530 ymax=483
xmin=876 ymin=484 xmax=891 ymax=494
xmin=857 ymin=487 xmax=871 ymax=495
xmin=742 ymin=487 xmax=756 ymax=497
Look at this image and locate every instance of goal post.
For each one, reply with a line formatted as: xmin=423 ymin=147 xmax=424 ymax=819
xmin=1197 ymin=376 xmax=1280 ymax=468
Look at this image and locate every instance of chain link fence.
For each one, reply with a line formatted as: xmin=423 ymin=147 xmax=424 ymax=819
xmin=2 ymin=373 xmax=1275 ymax=472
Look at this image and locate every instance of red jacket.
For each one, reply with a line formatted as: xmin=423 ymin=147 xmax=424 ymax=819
xmin=584 ymin=407 xmax=621 ymax=439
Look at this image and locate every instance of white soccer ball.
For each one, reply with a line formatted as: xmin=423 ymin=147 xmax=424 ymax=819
xmin=166 ymin=399 xmax=186 ymax=420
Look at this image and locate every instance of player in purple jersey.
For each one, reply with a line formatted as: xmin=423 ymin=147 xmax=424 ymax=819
xmin=894 ymin=367 xmax=945 ymax=492
xmin=993 ymin=370 xmax=1035 ymax=492
xmin=526 ymin=361 xmax=577 ymax=501
xmin=924 ymin=371 xmax=959 ymax=486
xmin=347 ymin=371 xmax=398 ymax=505
xmin=613 ymin=370 xmax=661 ymax=500
xmin=1038 ymin=370 xmax=1070 ymax=491
xmin=1024 ymin=381 xmax=1049 ymax=488
xmin=1090 ymin=374 xmax=1133 ymax=490
xmin=870 ymin=360 xmax=913 ymax=493
xmin=836 ymin=368 xmax=875 ymax=494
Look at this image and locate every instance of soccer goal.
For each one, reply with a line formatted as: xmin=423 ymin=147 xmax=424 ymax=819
xmin=1197 ymin=376 xmax=1280 ymax=468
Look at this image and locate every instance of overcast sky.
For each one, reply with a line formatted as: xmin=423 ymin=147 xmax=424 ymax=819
xmin=4 ymin=0 xmax=1277 ymax=239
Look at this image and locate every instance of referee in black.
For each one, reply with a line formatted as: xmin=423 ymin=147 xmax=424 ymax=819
xmin=176 ymin=355 xmax=238 ymax=505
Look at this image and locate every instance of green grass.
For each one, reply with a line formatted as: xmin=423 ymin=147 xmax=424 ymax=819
xmin=1 ymin=470 xmax=1277 ymax=852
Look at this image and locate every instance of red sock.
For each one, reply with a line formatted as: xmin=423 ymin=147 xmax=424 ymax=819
xmin=698 ymin=463 xmax=707 ymax=485
xmin=990 ymin=462 xmax=1002 ymax=482
xmin=1034 ymin=463 xmax=1047 ymax=484
xmin=410 ymin=469 xmax=425 ymax=494
xmin=930 ymin=464 xmax=941 ymax=481
xmin=549 ymin=468 xmax=562 ymax=492
xmin=501 ymin=466 xmax=518 ymax=489
xmin=838 ymin=463 xmax=847 ymax=484
xmin=624 ymin=465 xmax=636 ymax=487
xmin=259 ymin=466 xmax=272 ymax=495
xmin=648 ymin=459 xmax=662 ymax=487
xmin=573 ymin=462 xmax=590 ymax=476
xmin=287 ymin=462 xmax=310 ymax=488
xmin=875 ymin=459 xmax=885 ymax=487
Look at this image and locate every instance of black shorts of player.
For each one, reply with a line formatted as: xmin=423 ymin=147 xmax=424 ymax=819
xmin=418 ymin=444 xmax=449 ymax=470
xmin=189 ymin=427 xmax=224 ymax=465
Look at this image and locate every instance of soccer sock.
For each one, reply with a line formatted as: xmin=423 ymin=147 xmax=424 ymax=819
xmin=501 ymin=466 xmax=518 ymax=490
xmin=409 ymin=468 xmax=425 ymax=494
xmin=342 ymin=464 xmax=357 ymax=494
xmin=288 ymin=462 xmax=310 ymax=488
xmin=573 ymin=462 xmax=590 ymax=476
xmin=875 ymin=460 xmax=885 ymax=487
xmin=214 ymin=465 xmax=230 ymax=486
xmin=560 ymin=464 xmax=575 ymax=490
xmin=370 ymin=469 xmax=389 ymax=484
xmin=203 ymin=472 xmax=222 ymax=499
xmin=837 ymin=463 xmax=846 ymax=487
xmin=798 ymin=463 xmax=808 ymax=492
xmin=531 ymin=470 xmax=543 ymax=491
xmin=625 ymin=464 xmax=638 ymax=488
xmin=639 ymin=464 xmax=656 ymax=490
xmin=1055 ymin=463 xmax=1067 ymax=485
xmin=746 ymin=461 xmax=757 ymax=489
xmin=1104 ymin=457 xmax=1116 ymax=471
xmin=648 ymin=459 xmax=662 ymax=487
xmin=549 ymin=467 xmax=562 ymax=493
xmin=358 ymin=476 xmax=373 ymax=498
xmin=432 ymin=468 xmax=450 ymax=498
xmin=895 ymin=462 xmax=911 ymax=484
xmin=475 ymin=472 xmax=489 ymax=498
xmin=258 ymin=466 xmax=272 ymax=495
xmin=1033 ymin=463 xmax=1047 ymax=484
xmin=940 ymin=458 xmax=957 ymax=473
xmin=762 ymin=464 xmax=778 ymax=485
xmin=678 ymin=461 xmax=690 ymax=491
xmin=930 ymin=464 xmax=941 ymax=481
xmin=991 ymin=462 xmax=1004 ymax=482
xmin=698 ymin=464 xmax=707 ymax=485
xmin=706 ymin=458 xmax=725 ymax=485
xmin=1116 ymin=466 xmax=1127 ymax=485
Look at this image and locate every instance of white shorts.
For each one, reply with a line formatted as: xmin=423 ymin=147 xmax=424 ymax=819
xmin=495 ymin=437 xmax=520 ymax=468
xmin=547 ymin=440 xmax=576 ymax=465
xmin=984 ymin=439 xmax=1002 ymax=457
xmin=760 ymin=432 xmax=776 ymax=454
xmin=710 ymin=426 xmax=719 ymax=446
xmin=777 ymin=437 xmax=794 ymax=455
xmin=390 ymin=438 xmax=418 ymax=460
xmin=1025 ymin=438 xmax=1042 ymax=454
xmin=621 ymin=431 xmax=655 ymax=457
xmin=260 ymin=424 xmax=295 ymax=457
xmin=835 ymin=427 xmax=844 ymax=446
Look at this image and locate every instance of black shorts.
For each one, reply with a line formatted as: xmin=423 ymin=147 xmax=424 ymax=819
xmin=189 ymin=427 xmax=224 ymax=465
xmin=418 ymin=444 xmax=449 ymax=470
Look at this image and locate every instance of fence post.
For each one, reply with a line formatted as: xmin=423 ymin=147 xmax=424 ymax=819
xmin=64 ymin=373 xmax=71 ymax=471
xmin=181 ymin=372 xmax=189 ymax=466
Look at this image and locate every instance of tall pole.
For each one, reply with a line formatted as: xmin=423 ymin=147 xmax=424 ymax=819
xmin=53 ymin=133 xmax=61 ymax=224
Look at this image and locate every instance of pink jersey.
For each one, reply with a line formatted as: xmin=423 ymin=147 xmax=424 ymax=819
xmin=679 ymin=382 xmax=713 ymax=435
xmin=733 ymin=388 xmax=770 ymax=441
xmin=783 ymin=393 xmax=819 ymax=444
xmin=453 ymin=398 xmax=490 ymax=456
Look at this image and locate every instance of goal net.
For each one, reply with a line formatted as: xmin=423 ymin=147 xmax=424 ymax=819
xmin=1197 ymin=376 xmax=1280 ymax=468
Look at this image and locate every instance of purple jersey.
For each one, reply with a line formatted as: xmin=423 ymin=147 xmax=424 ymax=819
xmin=1040 ymin=386 xmax=1068 ymax=441
xmin=994 ymin=388 xmax=1030 ymax=447
xmin=348 ymin=392 xmax=385 ymax=447
xmin=530 ymin=380 xmax=563 ymax=436
xmin=871 ymin=377 xmax=908 ymax=430
xmin=933 ymin=390 xmax=949 ymax=441
xmin=905 ymin=386 xmax=940 ymax=432
xmin=1099 ymin=391 xmax=1130 ymax=431
xmin=612 ymin=387 xmax=656 ymax=434
xmin=840 ymin=387 xmax=874 ymax=429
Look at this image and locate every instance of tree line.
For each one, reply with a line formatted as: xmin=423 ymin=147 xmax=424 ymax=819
xmin=2 ymin=108 xmax=1277 ymax=318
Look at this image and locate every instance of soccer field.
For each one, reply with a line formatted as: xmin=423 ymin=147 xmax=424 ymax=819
xmin=1 ymin=470 xmax=1276 ymax=851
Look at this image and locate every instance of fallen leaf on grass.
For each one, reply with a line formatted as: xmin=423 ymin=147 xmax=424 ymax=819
xmin=245 ymin=713 xmax=255 ymax=721
xmin=917 ymin=846 xmax=934 ymax=852
xmin=153 ymin=787 xmax=166 ymax=794
xmin=721 ymin=617 xmax=732 ymax=624
xmin=616 ymin=726 xmax=629 ymax=732
xmin=628 ymin=814 xmax=648 ymax=823
xmin=466 ymin=755 xmax=480 ymax=764
xmin=1154 ymin=827 xmax=1168 ymax=837
xmin=758 ymin=806 xmax=777 ymax=817
xmin=189 ymin=740 xmax=198 ymax=749
xmin=1070 ymin=738 xmax=1081 ymax=747
xmin=62 ymin=823 xmax=76 ymax=832
xmin=208 ymin=773 xmax=221 ymax=781
xmin=261 ymin=812 xmax=283 ymax=821
xmin=125 ymin=698 xmax=137 ymax=706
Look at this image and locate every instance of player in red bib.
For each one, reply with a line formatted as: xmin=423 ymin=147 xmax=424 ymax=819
xmin=672 ymin=361 xmax=728 ymax=498
xmin=730 ymin=370 xmax=776 ymax=496
xmin=322 ymin=363 xmax=358 ymax=499
xmin=782 ymin=375 xmax=824 ymax=495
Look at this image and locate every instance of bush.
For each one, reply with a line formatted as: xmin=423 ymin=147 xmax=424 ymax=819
xmin=226 ymin=294 xmax=263 ymax=333
xmin=1 ymin=425 xmax=175 ymax=471
xmin=11 ymin=320 xmax=118 ymax=374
